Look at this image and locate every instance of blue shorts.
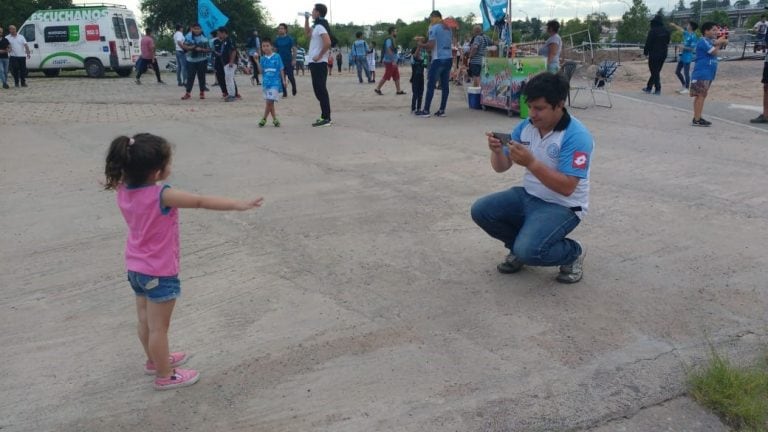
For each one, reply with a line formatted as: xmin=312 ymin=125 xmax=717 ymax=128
xmin=127 ymin=271 xmax=181 ymax=303
xmin=263 ymin=87 xmax=280 ymax=101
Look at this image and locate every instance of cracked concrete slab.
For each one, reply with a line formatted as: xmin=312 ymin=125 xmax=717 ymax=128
xmin=0 ymin=70 xmax=766 ymax=432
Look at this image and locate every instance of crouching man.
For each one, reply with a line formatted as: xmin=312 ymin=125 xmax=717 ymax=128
xmin=471 ymin=72 xmax=594 ymax=284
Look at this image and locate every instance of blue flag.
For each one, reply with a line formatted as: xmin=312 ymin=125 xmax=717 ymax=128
xmin=198 ymin=0 xmax=229 ymax=37
xmin=479 ymin=0 xmax=507 ymax=31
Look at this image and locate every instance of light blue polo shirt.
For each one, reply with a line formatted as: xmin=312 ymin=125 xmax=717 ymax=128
xmin=428 ymin=23 xmax=453 ymax=61
xmin=509 ymin=112 xmax=594 ymax=216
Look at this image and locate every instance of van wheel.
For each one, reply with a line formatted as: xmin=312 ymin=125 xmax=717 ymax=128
xmin=43 ymin=69 xmax=61 ymax=77
xmin=115 ymin=68 xmax=133 ymax=77
xmin=85 ymin=59 xmax=105 ymax=78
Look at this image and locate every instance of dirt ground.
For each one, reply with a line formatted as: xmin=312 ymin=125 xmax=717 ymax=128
xmin=0 ymin=60 xmax=766 ymax=432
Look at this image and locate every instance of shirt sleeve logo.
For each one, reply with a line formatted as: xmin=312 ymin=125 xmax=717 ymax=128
xmin=572 ymin=152 xmax=588 ymax=169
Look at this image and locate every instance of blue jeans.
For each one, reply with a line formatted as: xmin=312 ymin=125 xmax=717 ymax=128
xmin=471 ymin=187 xmax=582 ymax=266
xmin=423 ymin=58 xmax=452 ymax=113
xmin=354 ymin=56 xmax=371 ymax=82
xmin=0 ymin=58 xmax=8 ymax=85
xmin=127 ymin=271 xmax=181 ymax=303
xmin=675 ymin=61 xmax=690 ymax=88
xmin=175 ymin=51 xmax=187 ymax=85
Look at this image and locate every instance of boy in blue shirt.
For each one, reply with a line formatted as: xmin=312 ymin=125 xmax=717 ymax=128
xmin=671 ymin=21 xmax=698 ymax=94
xmin=257 ymin=38 xmax=285 ymax=127
xmin=690 ymin=22 xmax=728 ymax=127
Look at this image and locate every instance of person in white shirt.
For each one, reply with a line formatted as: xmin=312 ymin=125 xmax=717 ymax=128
xmin=304 ymin=3 xmax=332 ymax=127
xmin=6 ymin=25 xmax=31 ymax=88
xmin=173 ymin=24 xmax=188 ymax=86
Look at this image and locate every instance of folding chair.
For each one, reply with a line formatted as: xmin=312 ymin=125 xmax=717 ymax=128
xmin=589 ymin=60 xmax=618 ymax=108
xmin=561 ymin=61 xmax=589 ymax=109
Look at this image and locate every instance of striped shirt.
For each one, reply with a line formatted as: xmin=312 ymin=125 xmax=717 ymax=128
xmin=470 ymin=34 xmax=491 ymax=65
xmin=296 ymin=47 xmax=306 ymax=63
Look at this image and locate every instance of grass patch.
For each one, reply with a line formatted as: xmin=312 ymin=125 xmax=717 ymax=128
xmin=688 ymin=347 xmax=768 ymax=431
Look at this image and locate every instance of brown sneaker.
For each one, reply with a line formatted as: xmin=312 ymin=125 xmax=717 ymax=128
xmin=181 ymin=93 xmax=191 ymax=100
xmin=199 ymin=92 xmax=205 ymax=100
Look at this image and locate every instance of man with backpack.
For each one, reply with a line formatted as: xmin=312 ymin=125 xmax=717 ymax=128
xmin=374 ymin=27 xmax=406 ymax=96
xmin=350 ymin=32 xmax=373 ymax=83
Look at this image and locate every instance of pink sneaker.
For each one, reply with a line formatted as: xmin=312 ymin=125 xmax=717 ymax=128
xmin=154 ymin=368 xmax=200 ymax=390
xmin=144 ymin=352 xmax=188 ymax=375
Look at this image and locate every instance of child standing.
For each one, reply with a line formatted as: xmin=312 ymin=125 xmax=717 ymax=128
xmin=690 ymin=22 xmax=728 ymax=127
xmin=367 ymin=42 xmax=377 ymax=82
xmin=410 ymin=43 xmax=427 ymax=114
xmin=104 ymin=133 xmax=263 ymax=390
xmin=257 ymin=38 xmax=285 ymax=127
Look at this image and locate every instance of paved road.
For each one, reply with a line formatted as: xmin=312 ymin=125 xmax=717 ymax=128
xmin=1 ymin=71 xmax=764 ymax=431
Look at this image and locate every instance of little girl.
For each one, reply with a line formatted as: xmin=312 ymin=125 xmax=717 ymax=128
xmin=104 ymin=133 xmax=263 ymax=390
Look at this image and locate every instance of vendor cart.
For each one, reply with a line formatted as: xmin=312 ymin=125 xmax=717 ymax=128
xmin=480 ymin=55 xmax=545 ymax=116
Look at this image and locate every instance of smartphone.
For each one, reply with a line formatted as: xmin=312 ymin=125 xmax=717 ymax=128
xmin=492 ymin=132 xmax=512 ymax=145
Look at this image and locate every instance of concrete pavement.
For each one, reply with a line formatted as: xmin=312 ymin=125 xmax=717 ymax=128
xmin=1 ymin=70 xmax=765 ymax=431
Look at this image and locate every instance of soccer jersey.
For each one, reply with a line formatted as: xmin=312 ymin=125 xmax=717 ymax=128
xmin=680 ymin=30 xmax=697 ymax=64
xmin=692 ymin=37 xmax=717 ymax=81
xmin=260 ymin=53 xmax=284 ymax=90
xmin=275 ymin=35 xmax=295 ymax=67
xmin=470 ymin=34 xmax=491 ymax=65
xmin=184 ymin=33 xmax=209 ymax=63
xmin=509 ymin=112 xmax=594 ymax=216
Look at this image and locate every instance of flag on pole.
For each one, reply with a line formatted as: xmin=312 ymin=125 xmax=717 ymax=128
xmin=198 ymin=0 xmax=229 ymax=37
xmin=479 ymin=0 xmax=508 ymax=31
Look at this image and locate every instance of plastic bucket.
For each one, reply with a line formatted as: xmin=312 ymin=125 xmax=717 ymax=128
xmin=467 ymin=86 xmax=482 ymax=110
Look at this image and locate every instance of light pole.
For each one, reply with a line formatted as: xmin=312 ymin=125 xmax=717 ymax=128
xmin=518 ymin=8 xmax=529 ymax=20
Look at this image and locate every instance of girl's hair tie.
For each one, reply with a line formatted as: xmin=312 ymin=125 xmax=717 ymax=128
xmin=128 ymin=138 xmax=135 ymax=146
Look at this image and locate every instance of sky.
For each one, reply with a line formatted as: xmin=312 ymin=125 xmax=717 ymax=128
xmin=98 ymin=0 xmax=675 ymax=25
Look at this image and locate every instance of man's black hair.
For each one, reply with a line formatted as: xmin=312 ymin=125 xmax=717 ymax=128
xmin=217 ymin=27 xmax=228 ymax=34
xmin=388 ymin=26 xmax=396 ymax=35
xmin=278 ymin=23 xmax=288 ymax=29
xmin=314 ymin=3 xmax=328 ymax=17
xmin=430 ymin=10 xmax=442 ymax=18
xmin=522 ymin=72 xmax=569 ymax=108
xmin=261 ymin=37 xmax=272 ymax=45
xmin=688 ymin=21 xmax=699 ymax=31
xmin=356 ymin=31 xmax=363 ymax=38
xmin=700 ymin=21 xmax=717 ymax=32
xmin=546 ymin=20 xmax=560 ymax=33
xmin=175 ymin=23 xmax=183 ymax=31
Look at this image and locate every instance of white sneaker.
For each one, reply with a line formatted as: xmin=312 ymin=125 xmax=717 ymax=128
xmin=678 ymin=88 xmax=689 ymax=94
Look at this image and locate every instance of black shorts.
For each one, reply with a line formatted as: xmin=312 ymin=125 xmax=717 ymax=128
xmin=468 ymin=63 xmax=482 ymax=77
xmin=762 ymin=61 xmax=768 ymax=84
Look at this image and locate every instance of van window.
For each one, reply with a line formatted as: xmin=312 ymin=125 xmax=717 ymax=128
xmin=21 ymin=24 xmax=36 ymax=42
xmin=112 ymin=17 xmax=127 ymax=39
xmin=45 ymin=26 xmax=80 ymax=43
xmin=125 ymin=18 xmax=140 ymax=40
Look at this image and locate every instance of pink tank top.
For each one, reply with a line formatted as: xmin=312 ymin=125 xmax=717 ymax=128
xmin=117 ymin=184 xmax=179 ymax=276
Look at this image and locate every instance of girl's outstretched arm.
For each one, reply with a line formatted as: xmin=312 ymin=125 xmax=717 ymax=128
xmin=162 ymin=188 xmax=264 ymax=211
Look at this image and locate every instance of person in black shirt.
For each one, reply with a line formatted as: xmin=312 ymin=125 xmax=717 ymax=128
xmin=642 ymin=14 xmax=671 ymax=95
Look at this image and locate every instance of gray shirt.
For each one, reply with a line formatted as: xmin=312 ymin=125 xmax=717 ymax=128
xmin=540 ymin=33 xmax=561 ymax=68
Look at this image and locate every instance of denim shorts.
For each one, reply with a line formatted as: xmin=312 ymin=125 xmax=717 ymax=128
xmin=127 ymin=271 xmax=181 ymax=303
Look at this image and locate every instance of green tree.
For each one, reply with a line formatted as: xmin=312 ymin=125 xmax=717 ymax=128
xmin=0 ymin=0 xmax=73 ymax=28
xmin=140 ymin=0 xmax=268 ymax=44
xmin=744 ymin=14 xmax=762 ymax=29
xmin=705 ymin=10 xmax=731 ymax=25
xmin=616 ymin=0 xmax=651 ymax=43
xmin=757 ymin=0 xmax=767 ymax=6
xmin=676 ymin=0 xmax=687 ymax=10
xmin=560 ymin=17 xmax=591 ymax=45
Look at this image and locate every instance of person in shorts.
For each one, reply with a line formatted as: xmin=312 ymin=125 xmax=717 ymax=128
xmin=257 ymin=38 xmax=285 ymax=127
xmin=374 ymin=27 xmax=406 ymax=95
xmin=690 ymin=22 xmax=728 ymax=127
xmin=468 ymin=25 xmax=491 ymax=87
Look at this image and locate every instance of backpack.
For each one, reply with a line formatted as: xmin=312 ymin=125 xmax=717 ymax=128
xmin=381 ymin=37 xmax=396 ymax=62
xmin=314 ymin=18 xmax=338 ymax=48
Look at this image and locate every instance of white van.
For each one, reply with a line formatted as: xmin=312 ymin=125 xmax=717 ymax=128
xmin=18 ymin=3 xmax=141 ymax=78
